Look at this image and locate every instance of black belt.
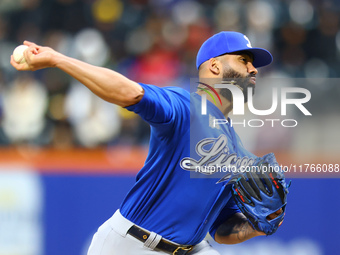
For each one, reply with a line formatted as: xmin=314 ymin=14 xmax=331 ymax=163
xmin=127 ymin=225 xmax=193 ymax=255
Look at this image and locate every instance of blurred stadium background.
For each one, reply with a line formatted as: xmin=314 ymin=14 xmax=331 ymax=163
xmin=0 ymin=0 xmax=339 ymax=255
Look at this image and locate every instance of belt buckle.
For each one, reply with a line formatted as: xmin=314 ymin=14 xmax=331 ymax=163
xmin=173 ymin=246 xmax=193 ymax=255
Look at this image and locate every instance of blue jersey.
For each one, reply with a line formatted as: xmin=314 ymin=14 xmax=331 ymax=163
xmin=121 ymin=83 xmax=257 ymax=245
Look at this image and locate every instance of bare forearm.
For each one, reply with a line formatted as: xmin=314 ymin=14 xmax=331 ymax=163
xmin=54 ymin=54 xmax=143 ymax=107
xmin=215 ymin=213 xmax=265 ymax=244
xmin=10 ymin=41 xmax=144 ymax=107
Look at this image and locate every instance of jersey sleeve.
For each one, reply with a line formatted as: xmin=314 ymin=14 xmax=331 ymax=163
xmin=209 ymin=196 xmax=241 ymax=240
xmin=125 ymin=83 xmax=189 ymax=127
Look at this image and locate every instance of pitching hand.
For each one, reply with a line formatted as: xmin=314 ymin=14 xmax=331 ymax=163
xmin=10 ymin=41 xmax=61 ymax=71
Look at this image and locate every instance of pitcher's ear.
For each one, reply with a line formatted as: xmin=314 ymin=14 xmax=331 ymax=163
xmin=208 ymin=58 xmax=221 ymax=75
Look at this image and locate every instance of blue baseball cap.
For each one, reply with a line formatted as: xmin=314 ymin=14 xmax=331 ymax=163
xmin=196 ymin=31 xmax=273 ymax=69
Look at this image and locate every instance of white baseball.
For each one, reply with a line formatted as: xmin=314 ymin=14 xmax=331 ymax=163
xmin=13 ymin=45 xmax=29 ymax=64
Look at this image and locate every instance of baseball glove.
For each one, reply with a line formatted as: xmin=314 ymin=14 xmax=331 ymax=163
xmin=232 ymin=153 xmax=290 ymax=235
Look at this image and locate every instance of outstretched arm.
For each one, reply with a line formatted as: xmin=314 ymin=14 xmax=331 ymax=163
xmin=10 ymin=41 xmax=144 ymax=107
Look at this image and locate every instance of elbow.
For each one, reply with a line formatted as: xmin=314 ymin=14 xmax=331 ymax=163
xmin=215 ymin=236 xmax=241 ymax=245
xmin=106 ymin=84 xmax=144 ymax=107
xmin=215 ymin=238 xmax=225 ymax=245
xmin=118 ymin=91 xmax=144 ymax=107
xmin=215 ymin=234 xmax=232 ymax=245
xmin=214 ymin=234 xmax=223 ymax=244
xmin=122 ymin=81 xmax=144 ymax=107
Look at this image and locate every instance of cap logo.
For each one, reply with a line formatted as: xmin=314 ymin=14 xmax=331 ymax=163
xmin=244 ymin=35 xmax=252 ymax=48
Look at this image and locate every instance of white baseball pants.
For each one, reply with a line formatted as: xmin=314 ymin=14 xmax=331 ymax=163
xmin=87 ymin=210 xmax=220 ymax=255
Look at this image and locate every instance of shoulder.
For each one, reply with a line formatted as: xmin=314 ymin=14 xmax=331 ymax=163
xmin=140 ymin=83 xmax=190 ymax=105
xmin=162 ymin=86 xmax=190 ymax=100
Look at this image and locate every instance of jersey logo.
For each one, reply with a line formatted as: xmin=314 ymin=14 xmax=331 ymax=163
xmin=244 ymin=35 xmax=252 ymax=48
xmin=180 ymin=134 xmax=255 ymax=183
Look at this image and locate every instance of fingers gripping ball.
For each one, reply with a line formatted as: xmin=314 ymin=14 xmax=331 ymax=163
xmin=232 ymin=153 xmax=290 ymax=235
xmin=13 ymin=45 xmax=29 ymax=64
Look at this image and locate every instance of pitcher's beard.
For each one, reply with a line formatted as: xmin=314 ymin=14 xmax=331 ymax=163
xmin=220 ymin=68 xmax=255 ymax=103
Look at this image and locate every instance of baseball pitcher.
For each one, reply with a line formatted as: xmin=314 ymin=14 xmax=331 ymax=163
xmin=11 ymin=31 xmax=289 ymax=255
